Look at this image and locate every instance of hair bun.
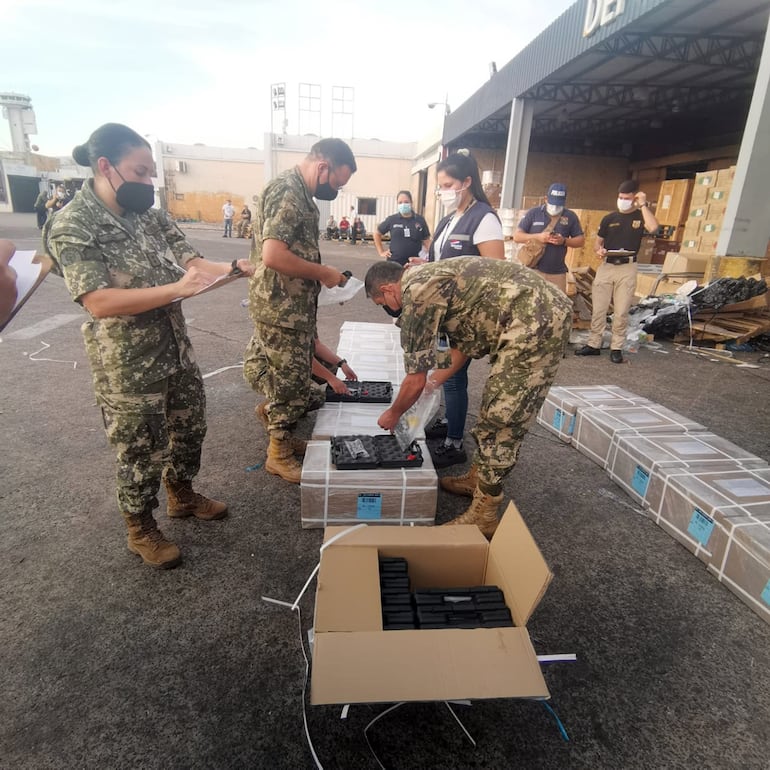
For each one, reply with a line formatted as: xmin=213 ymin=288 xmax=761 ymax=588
xmin=72 ymin=144 xmax=90 ymax=166
xmin=457 ymin=148 xmax=470 ymax=157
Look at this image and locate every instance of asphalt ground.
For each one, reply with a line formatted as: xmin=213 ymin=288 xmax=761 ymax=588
xmin=1 ymin=212 xmax=769 ymax=769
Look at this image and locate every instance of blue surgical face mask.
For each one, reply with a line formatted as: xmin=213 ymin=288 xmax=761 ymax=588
xmin=398 ymin=202 xmax=412 ymax=216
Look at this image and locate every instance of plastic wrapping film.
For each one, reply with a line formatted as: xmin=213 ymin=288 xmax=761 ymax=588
xmin=300 ymin=440 xmax=437 ymax=528
xmin=572 ymin=404 xmax=706 ymax=469
xmin=337 ymin=321 xmax=403 ymax=355
xmin=606 ymin=432 xmax=768 ymax=511
xmin=312 ymin=401 xmax=424 ymax=441
xmin=707 ymin=520 xmax=770 ymax=626
xmin=536 ymin=385 xmax=653 ymax=444
xmin=334 ymin=351 xmax=405 ymax=383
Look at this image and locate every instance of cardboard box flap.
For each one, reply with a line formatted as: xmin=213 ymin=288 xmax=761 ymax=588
xmin=310 ymin=628 xmax=549 ymax=705
xmin=315 ymin=546 xmax=382 ymax=633
xmin=486 ymin=502 xmax=553 ymax=627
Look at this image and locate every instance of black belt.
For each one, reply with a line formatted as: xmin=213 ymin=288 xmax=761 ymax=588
xmin=605 ymin=254 xmax=637 ymax=265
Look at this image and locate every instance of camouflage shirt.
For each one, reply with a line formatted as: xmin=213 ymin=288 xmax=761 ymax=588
xmin=44 ymin=180 xmax=203 ymax=393
xmin=398 ymin=256 xmax=572 ymax=373
xmin=248 ymin=166 xmax=321 ymax=332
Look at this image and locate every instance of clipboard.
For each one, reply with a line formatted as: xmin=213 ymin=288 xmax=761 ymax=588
xmin=191 ymin=270 xmax=243 ymax=296
xmin=0 ymin=251 xmax=54 ymax=332
xmin=170 ymin=262 xmax=246 ymax=303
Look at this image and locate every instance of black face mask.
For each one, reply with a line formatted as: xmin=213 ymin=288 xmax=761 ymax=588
xmin=112 ymin=167 xmax=155 ymax=214
xmin=383 ymin=305 xmax=402 ymax=318
xmin=314 ymin=166 xmax=339 ymax=201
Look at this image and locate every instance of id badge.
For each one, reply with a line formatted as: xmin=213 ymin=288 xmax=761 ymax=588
xmin=403 ymin=227 xmax=410 ymax=238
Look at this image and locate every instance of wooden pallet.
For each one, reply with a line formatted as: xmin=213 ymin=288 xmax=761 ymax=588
xmin=676 ymin=309 xmax=770 ymax=343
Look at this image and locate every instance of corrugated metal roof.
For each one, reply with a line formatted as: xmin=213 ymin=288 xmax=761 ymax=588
xmin=443 ymin=0 xmax=770 ymax=160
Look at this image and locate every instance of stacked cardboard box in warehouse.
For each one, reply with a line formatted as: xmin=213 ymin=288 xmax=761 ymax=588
xmin=680 ymin=167 xmax=735 ymax=258
xmin=564 ymin=208 xmax=611 ymax=272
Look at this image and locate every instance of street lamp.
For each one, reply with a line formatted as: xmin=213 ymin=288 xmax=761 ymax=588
xmin=427 ymin=94 xmax=451 ymax=116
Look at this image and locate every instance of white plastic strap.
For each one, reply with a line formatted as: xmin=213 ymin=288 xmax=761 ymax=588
xmin=537 ymin=653 xmax=578 ymax=664
xmin=290 ymin=523 xmax=368 ymax=611
xmin=202 ymin=362 xmax=243 ymax=379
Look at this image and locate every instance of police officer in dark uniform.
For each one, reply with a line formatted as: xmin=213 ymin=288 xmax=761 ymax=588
xmin=374 ymin=191 xmax=431 ymax=266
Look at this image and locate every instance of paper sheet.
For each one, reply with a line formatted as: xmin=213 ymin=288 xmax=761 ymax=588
xmin=10 ymin=250 xmax=42 ymax=312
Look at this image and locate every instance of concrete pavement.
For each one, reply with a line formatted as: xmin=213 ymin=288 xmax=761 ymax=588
xmin=1 ymin=213 xmax=769 ymax=769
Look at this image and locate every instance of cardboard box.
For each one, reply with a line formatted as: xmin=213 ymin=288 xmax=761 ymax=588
xmin=680 ymin=237 xmax=702 ymax=254
xmin=707 ymin=202 xmax=727 ymax=221
xmin=661 ymin=252 xmax=710 ymax=276
xmin=699 ymin=233 xmax=720 ymax=254
xmin=683 ymin=220 xmax=701 ymax=241
xmin=656 ymin=179 xmax=694 ymax=227
xmin=635 ymin=273 xmax=689 ymax=297
xmin=688 ymin=205 xmax=710 ymax=220
xmin=652 ymin=238 xmax=680 ymax=264
xmin=689 ymin=186 xmax=710 ymax=206
xmin=700 ymin=220 xmax=721 ymax=236
xmin=652 ymin=467 xmax=770 ymax=572
xmin=572 ymin=405 xmax=705 ymax=468
xmin=708 ymin=520 xmax=770 ymax=626
xmin=536 ymin=385 xmax=653 ymax=444
xmin=565 ymin=209 xmax=611 ymax=271
xmin=300 ymin=440 xmax=437 ymax=528
xmin=694 ymin=171 xmax=718 ymax=188
xmin=709 ymin=187 xmax=730 ymax=202
xmin=637 ymin=236 xmax=655 ymax=264
xmin=606 ymin=432 xmax=768 ymax=511
xmin=310 ymin=501 xmax=553 ymax=704
xmin=716 ymin=166 xmax=736 ymax=187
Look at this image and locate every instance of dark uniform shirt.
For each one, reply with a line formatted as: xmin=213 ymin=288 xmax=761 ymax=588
xmin=597 ymin=209 xmax=646 ymax=253
xmin=44 ymin=179 xmax=202 ymax=393
xmin=377 ymin=213 xmax=430 ymax=266
xmin=248 ymin=166 xmax=321 ymax=332
xmin=516 ymin=205 xmax=584 ymax=274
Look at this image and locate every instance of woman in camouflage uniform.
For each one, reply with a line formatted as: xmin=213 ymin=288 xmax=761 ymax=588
xmin=45 ymin=123 xmax=253 ymax=569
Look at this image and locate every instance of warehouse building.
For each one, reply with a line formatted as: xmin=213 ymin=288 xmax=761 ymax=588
xmin=440 ymin=0 xmax=770 ymax=261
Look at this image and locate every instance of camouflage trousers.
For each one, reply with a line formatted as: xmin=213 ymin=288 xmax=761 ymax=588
xmin=98 ymin=365 xmax=206 ymax=515
xmin=472 ymin=294 xmax=572 ymax=493
xmin=243 ymin=323 xmax=323 ymax=439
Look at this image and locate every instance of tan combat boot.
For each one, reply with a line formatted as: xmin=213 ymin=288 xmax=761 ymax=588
xmin=257 ymin=402 xmax=307 ymax=457
xmin=165 ymin=479 xmax=228 ymax=520
xmin=440 ymin=465 xmax=478 ymax=497
xmin=123 ymin=510 xmax=182 ymax=569
xmin=265 ymin=435 xmax=304 ymax=484
xmin=442 ymin=486 xmax=503 ymax=539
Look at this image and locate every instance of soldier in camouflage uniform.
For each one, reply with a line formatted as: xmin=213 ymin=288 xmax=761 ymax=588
xmin=244 ymin=138 xmax=356 ymax=484
xmin=44 ymin=123 xmax=253 ymax=569
xmin=365 ymin=257 xmax=572 ymax=537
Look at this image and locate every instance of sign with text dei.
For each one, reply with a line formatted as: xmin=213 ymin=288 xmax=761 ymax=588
xmin=584 ymin=0 xmax=626 ymax=37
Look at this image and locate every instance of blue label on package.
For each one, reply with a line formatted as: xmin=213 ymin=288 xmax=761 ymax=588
xmin=761 ymin=580 xmax=770 ymax=607
xmin=568 ymin=414 xmax=575 ymax=434
xmin=631 ymin=465 xmax=650 ymax=497
xmin=553 ymin=408 xmax=565 ymax=431
xmin=687 ymin=508 xmax=715 ymax=545
xmin=357 ymin=493 xmax=382 ymax=519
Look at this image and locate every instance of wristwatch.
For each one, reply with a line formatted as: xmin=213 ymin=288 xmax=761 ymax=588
xmin=336 ymin=358 xmax=347 ymax=369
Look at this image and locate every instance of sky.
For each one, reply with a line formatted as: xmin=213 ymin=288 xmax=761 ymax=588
xmin=0 ymin=0 xmax=576 ymax=158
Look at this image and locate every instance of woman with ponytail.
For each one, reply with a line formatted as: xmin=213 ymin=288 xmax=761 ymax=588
xmin=423 ymin=149 xmax=504 ymax=470
xmin=44 ymin=123 xmax=253 ymax=570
